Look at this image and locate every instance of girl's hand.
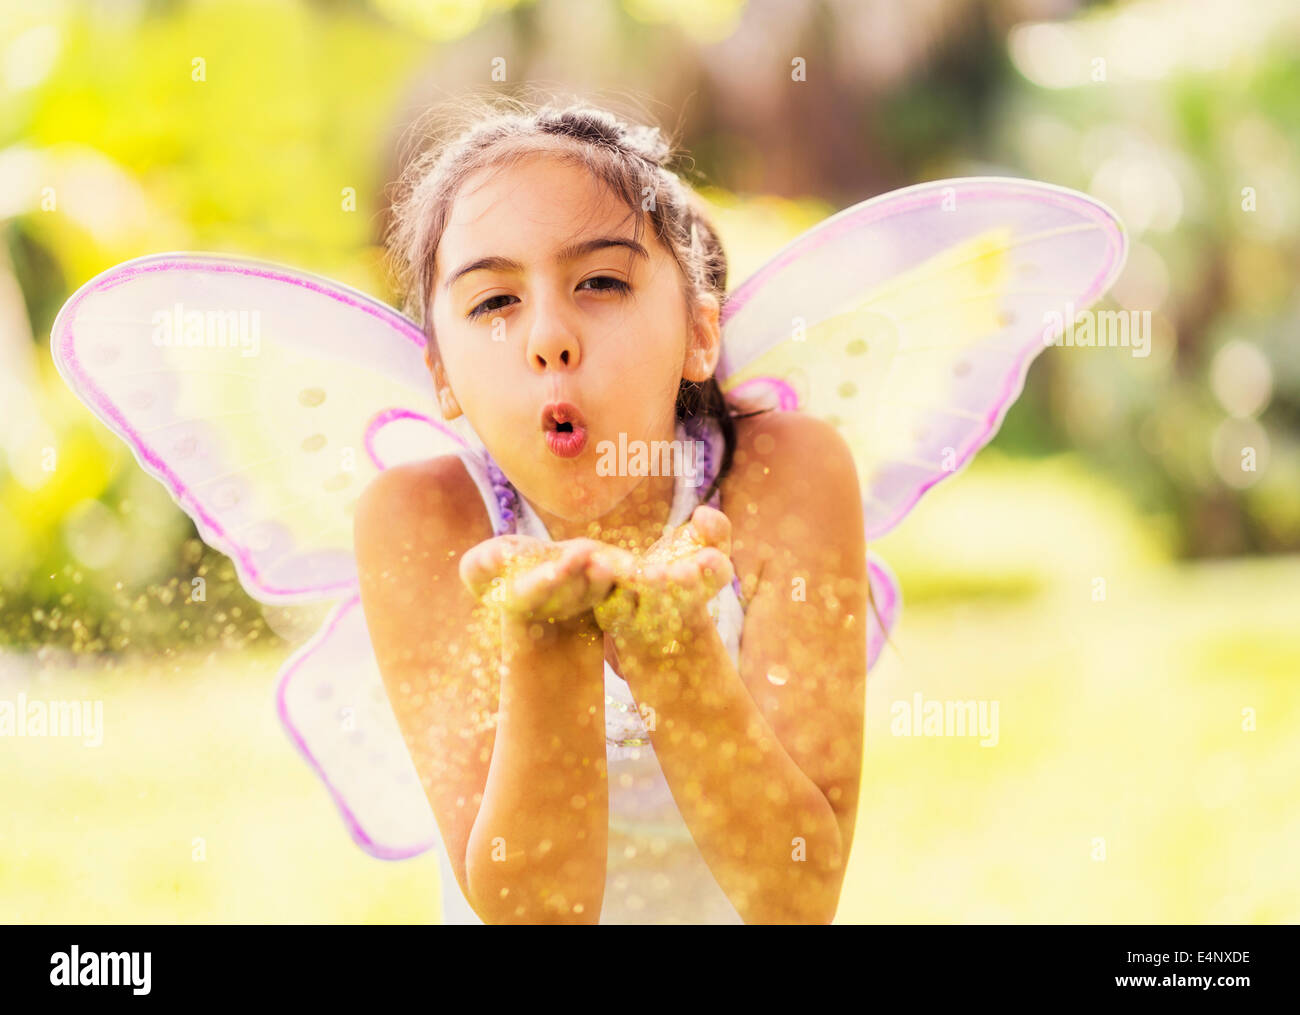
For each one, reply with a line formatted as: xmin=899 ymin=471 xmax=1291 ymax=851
xmin=460 ymin=534 xmax=619 ymax=626
xmin=593 ymin=506 xmax=734 ymax=647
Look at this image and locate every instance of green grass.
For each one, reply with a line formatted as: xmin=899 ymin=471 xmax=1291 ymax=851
xmin=2 ymin=555 xmax=1297 ymax=923
xmin=839 ymin=554 xmax=1300 ymax=923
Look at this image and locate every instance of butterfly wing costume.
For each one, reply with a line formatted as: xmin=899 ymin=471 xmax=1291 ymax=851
xmin=50 ymin=177 xmax=1127 ymax=861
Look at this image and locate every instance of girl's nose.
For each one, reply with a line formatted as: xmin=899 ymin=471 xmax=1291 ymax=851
xmin=525 ymin=301 xmax=581 ymax=372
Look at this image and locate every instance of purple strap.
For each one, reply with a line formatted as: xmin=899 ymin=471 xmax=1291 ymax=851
xmin=482 ymin=453 xmax=518 ymax=537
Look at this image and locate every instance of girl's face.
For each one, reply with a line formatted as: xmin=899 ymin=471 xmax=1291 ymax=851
xmin=428 ymin=150 xmax=720 ymax=525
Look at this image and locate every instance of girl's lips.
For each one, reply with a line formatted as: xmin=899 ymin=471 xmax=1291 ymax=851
xmin=541 ymin=400 xmax=589 ymax=458
xmin=544 ymin=425 xmax=588 ymax=458
xmin=541 ymin=401 xmax=587 ymax=430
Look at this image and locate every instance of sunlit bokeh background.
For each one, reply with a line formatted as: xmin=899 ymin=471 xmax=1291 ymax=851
xmin=1 ymin=0 xmax=1297 ymax=923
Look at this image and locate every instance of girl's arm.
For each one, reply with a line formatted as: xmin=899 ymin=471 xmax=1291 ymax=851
xmin=603 ymin=412 xmax=867 ymax=924
xmin=457 ymin=538 xmax=626 ymax=922
xmin=610 ymin=606 xmax=847 ymax=924
xmin=464 ymin=610 xmax=609 ymax=923
xmin=355 ymin=459 xmax=613 ymax=925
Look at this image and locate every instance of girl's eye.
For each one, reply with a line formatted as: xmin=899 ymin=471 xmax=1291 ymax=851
xmin=577 ymin=275 xmax=631 ymax=295
xmin=466 ymin=294 xmax=516 ymax=320
xmin=465 ymin=277 xmax=631 ymax=321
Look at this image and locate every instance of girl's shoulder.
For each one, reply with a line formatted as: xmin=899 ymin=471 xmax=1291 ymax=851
xmin=353 ymin=454 xmax=495 ymax=559
xmin=720 ymin=409 xmax=864 ymax=588
xmin=723 ymin=408 xmax=859 ymax=503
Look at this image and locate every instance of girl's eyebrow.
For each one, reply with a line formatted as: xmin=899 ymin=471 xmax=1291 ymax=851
xmin=442 ymin=236 xmax=649 ymax=292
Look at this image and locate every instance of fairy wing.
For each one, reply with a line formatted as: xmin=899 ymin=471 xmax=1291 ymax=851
xmin=716 ymin=177 xmax=1127 ymax=664
xmin=50 ymin=252 xmax=470 ymax=602
xmin=276 ymin=595 xmax=442 ymax=859
xmin=51 ymin=252 xmax=467 ymax=858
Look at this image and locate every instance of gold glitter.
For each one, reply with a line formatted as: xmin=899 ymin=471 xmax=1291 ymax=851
xmin=639 ymin=521 xmax=706 ymax=565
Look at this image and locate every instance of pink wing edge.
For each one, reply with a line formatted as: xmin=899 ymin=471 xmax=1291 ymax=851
xmin=715 ymin=177 xmax=1130 ymax=672
xmin=275 ymin=594 xmax=438 ymax=860
xmin=48 ymin=251 xmax=459 ymax=604
xmin=51 ymin=252 xmax=463 ymax=860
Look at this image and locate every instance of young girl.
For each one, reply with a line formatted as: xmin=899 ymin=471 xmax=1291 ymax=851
xmin=353 ymin=98 xmax=868 ymax=924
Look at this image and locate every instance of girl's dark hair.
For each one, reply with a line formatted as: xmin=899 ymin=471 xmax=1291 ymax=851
xmin=383 ymin=89 xmax=773 ymax=508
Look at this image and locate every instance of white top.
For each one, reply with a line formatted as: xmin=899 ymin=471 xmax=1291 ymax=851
xmin=440 ymin=417 xmax=747 ymax=924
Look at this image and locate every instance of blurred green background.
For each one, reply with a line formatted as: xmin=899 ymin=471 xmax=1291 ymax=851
xmin=1 ymin=0 xmax=1296 ymax=923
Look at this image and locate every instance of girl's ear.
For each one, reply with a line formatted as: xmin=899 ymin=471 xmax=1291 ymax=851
xmin=684 ymin=292 xmax=722 ymax=382
xmin=430 ymin=355 xmax=463 ymax=421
